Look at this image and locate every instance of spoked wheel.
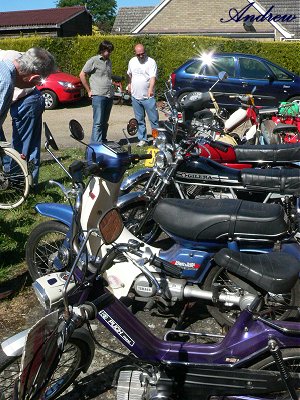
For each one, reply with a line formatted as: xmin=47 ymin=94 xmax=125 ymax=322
xmin=249 ymin=348 xmax=300 ymax=399
xmin=26 ymin=220 xmax=69 ymax=280
xmin=203 ymin=266 xmax=300 ymax=327
xmin=0 ymin=336 xmax=92 ymax=399
xmin=0 ymin=147 xmax=30 ymax=209
xmin=120 ymin=201 xmax=161 ymax=244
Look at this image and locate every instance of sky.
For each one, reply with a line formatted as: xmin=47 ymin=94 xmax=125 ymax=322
xmin=0 ymin=0 xmax=159 ymax=12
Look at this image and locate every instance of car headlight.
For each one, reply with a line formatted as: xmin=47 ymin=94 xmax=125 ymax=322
xmin=58 ymin=81 xmax=76 ymax=89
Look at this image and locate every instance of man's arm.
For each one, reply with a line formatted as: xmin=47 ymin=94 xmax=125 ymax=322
xmin=148 ymin=76 xmax=156 ymax=97
xmin=79 ymin=71 xmax=92 ymax=98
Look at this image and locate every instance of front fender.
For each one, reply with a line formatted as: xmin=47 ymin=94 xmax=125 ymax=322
xmin=117 ymin=191 xmax=150 ymax=209
xmin=1 ymin=329 xmax=29 ymax=357
xmin=34 ymin=203 xmax=73 ymax=227
xmin=120 ymin=168 xmax=152 ymax=193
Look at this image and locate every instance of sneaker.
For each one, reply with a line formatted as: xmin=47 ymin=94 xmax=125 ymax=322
xmin=136 ymin=140 xmax=147 ymax=147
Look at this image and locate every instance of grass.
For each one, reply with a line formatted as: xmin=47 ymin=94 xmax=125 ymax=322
xmin=0 ymin=145 xmax=149 ymax=284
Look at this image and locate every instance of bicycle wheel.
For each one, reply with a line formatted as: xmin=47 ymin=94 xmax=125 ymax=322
xmin=26 ymin=220 xmax=69 ymax=280
xmin=0 ymin=147 xmax=30 ymax=209
xmin=0 ymin=334 xmax=93 ymax=399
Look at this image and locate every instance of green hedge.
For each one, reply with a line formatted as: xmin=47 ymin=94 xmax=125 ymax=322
xmin=1 ymin=35 xmax=300 ymax=95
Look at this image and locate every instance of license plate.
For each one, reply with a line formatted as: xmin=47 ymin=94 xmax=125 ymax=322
xmin=144 ymin=148 xmax=158 ymax=167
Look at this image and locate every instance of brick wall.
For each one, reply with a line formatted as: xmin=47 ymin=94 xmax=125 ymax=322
xmin=141 ymin=0 xmax=274 ymax=35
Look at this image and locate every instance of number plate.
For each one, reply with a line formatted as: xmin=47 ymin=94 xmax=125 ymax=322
xmin=144 ymin=148 xmax=158 ymax=167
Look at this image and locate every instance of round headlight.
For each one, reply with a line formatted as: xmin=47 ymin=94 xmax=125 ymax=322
xmin=155 ymin=151 xmax=166 ymax=169
xmin=154 ymin=132 xmax=168 ymax=148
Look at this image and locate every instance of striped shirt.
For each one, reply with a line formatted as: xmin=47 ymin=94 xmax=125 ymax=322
xmin=0 ymin=59 xmax=16 ymax=131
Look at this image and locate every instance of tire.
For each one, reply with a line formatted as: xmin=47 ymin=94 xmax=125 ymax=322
xmin=0 ymin=147 xmax=30 ymax=209
xmin=203 ymin=265 xmax=300 ymax=327
xmin=26 ymin=220 xmax=69 ymax=280
xmin=120 ymin=201 xmax=162 ymax=244
xmin=248 ymin=348 xmax=300 ymax=399
xmin=177 ymin=92 xmax=190 ymax=106
xmin=42 ymin=90 xmax=58 ymax=110
xmin=0 ymin=333 xmax=93 ymax=399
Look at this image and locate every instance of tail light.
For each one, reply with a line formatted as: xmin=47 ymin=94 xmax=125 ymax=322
xmin=170 ymin=72 xmax=176 ymax=88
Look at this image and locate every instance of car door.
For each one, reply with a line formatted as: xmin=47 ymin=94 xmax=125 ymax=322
xmin=236 ymin=56 xmax=285 ymax=107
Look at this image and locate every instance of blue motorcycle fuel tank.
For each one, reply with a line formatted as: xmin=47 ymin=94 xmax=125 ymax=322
xmin=175 ymin=156 xmax=241 ymax=184
xmin=86 ymin=141 xmax=131 ymax=183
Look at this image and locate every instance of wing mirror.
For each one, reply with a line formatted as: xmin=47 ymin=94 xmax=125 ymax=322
xmin=69 ymin=119 xmax=85 ymax=141
xmin=44 ymin=122 xmax=59 ymax=151
xmin=218 ymin=71 xmax=228 ymax=81
xmin=127 ymin=118 xmax=138 ymax=136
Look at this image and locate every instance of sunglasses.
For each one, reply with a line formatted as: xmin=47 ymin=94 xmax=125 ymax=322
xmin=136 ymin=52 xmax=145 ymax=57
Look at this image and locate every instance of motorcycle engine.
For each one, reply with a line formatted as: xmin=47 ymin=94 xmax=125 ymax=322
xmin=133 ymin=273 xmax=184 ymax=300
xmin=116 ymin=368 xmax=172 ymax=400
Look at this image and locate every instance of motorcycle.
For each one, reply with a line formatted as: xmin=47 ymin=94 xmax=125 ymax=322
xmin=25 ymin=120 xmax=300 ymax=327
xmin=2 ymin=212 xmax=300 ymax=399
xmin=112 ymin=74 xmax=131 ymax=105
xmin=0 ymin=141 xmax=32 ymax=209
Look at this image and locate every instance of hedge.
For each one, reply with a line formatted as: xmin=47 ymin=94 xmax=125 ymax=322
xmin=1 ymin=34 xmax=300 ymax=95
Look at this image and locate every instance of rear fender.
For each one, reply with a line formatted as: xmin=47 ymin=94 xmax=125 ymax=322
xmin=117 ymin=191 xmax=150 ymax=209
xmin=35 ymin=203 xmax=73 ymax=227
xmin=1 ymin=329 xmax=29 ymax=357
xmin=120 ymin=168 xmax=152 ymax=193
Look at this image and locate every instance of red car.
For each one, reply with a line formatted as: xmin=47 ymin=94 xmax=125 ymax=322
xmin=36 ymin=71 xmax=85 ymax=110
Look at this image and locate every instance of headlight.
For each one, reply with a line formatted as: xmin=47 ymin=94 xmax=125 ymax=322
xmin=154 ymin=132 xmax=168 ymax=148
xmin=58 ymin=81 xmax=76 ymax=89
xmin=32 ymin=281 xmax=50 ymax=309
xmin=155 ymin=151 xmax=166 ymax=169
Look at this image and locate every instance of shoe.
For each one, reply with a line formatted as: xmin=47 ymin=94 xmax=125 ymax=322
xmin=136 ymin=140 xmax=148 ymax=147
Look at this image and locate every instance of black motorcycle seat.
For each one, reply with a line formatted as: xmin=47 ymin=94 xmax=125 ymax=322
xmin=241 ymin=168 xmax=300 ymax=195
xmin=235 ymin=143 xmax=300 ymax=163
xmin=272 ymin=123 xmax=298 ymax=134
xmin=153 ymin=198 xmax=288 ymax=242
xmin=214 ymin=248 xmax=300 ymax=294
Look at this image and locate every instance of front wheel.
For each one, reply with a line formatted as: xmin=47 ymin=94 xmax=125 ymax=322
xmin=120 ymin=201 xmax=162 ymax=244
xmin=42 ymin=89 xmax=58 ymax=110
xmin=26 ymin=220 xmax=69 ymax=280
xmin=0 ymin=333 xmax=93 ymax=399
xmin=203 ymin=265 xmax=300 ymax=327
xmin=0 ymin=147 xmax=30 ymax=209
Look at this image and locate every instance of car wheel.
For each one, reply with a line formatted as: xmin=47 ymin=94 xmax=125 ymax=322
xmin=42 ymin=90 xmax=58 ymax=110
xmin=177 ymin=92 xmax=190 ymax=106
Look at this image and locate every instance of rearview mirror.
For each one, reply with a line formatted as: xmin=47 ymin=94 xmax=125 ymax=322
xmin=127 ymin=118 xmax=138 ymax=136
xmin=69 ymin=119 xmax=84 ymax=141
xmin=98 ymin=208 xmax=124 ymax=244
xmin=218 ymin=71 xmax=228 ymax=81
xmin=44 ymin=122 xmax=59 ymax=151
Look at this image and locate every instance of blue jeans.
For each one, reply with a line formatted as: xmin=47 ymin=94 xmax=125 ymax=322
xmin=10 ymin=88 xmax=45 ymax=186
xmin=91 ymin=96 xmax=113 ymax=143
xmin=131 ymin=96 xmax=159 ymax=141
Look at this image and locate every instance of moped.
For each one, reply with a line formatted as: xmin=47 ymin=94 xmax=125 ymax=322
xmin=2 ymin=209 xmax=300 ymax=399
xmin=25 ymin=120 xmax=300 ymax=327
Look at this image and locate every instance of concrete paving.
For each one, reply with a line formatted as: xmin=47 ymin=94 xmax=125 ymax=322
xmin=2 ymin=98 xmax=166 ymax=149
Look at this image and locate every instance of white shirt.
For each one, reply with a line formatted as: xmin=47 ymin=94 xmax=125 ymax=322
xmin=127 ymin=56 xmax=157 ymax=100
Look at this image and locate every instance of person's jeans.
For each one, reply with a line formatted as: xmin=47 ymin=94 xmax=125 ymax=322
xmin=131 ymin=96 xmax=159 ymax=142
xmin=91 ymin=95 xmax=113 ymax=143
xmin=10 ymin=89 xmax=45 ymax=186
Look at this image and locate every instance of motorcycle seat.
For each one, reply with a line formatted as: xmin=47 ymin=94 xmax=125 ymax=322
xmin=235 ymin=143 xmax=300 ymax=163
xmin=272 ymin=123 xmax=298 ymax=134
xmin=214 ymin=248 xmax=300 ymax=294
xmin=153 ymin=198 xmax=288 ymax=242
xmin=241 ymin=168 xmax=300 ymax=195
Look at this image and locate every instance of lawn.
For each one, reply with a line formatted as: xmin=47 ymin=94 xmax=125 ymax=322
xmin=0 ymin=145 xmax=148 ymax=284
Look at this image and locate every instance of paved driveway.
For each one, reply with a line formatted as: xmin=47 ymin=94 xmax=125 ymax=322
xmin=2 ymin=98 xmax=165 ymax=148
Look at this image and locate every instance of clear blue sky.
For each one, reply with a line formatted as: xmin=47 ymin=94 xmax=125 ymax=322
xmin=0 ymin=1 xmax=159 ymax=12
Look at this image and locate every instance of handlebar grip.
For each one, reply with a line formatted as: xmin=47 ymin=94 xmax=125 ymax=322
xmin=138 ymin=153 xmax=153 ymax=160
xmin=209 ymin=140 xmax=229 ymax=152
xmin=151 ymin=255 xmax=182 ymax=278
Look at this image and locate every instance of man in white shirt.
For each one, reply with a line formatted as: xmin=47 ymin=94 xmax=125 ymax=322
xmin=127 ymin=44 xmax=159 ymax=146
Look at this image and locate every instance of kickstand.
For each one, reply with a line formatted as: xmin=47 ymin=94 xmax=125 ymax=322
xmin=174 ymin=303 xmax=190 ymax=330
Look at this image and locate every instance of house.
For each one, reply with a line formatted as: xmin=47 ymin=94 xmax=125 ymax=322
xmin=113 ymin=0 xmax=300 ymax=41
xmin=0 ymin=6 xmax=92 ymax=38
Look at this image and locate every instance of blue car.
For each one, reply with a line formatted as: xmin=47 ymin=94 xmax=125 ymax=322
xmin=170 ymin=52 xmax=300 ymax=109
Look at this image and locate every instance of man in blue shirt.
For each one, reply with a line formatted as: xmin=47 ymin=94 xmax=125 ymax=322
xmin=0 ymin=47 xmax=56 ymax=142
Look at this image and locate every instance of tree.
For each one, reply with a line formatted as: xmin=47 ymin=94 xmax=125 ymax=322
xmin=56 ymin=0 xmax=117 ymax=25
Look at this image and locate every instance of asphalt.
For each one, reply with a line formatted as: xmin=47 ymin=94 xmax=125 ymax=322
xmin=2 ymin=98 xmax=166 ymax=149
